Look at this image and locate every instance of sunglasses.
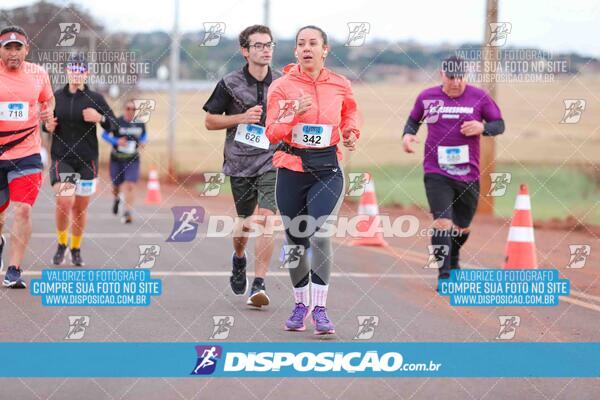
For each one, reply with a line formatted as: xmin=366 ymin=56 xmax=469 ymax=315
xmin=67 ymin=64 xmax=87 ymax=73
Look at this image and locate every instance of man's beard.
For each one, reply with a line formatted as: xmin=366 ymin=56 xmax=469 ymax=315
xmin=5 ymin=59 xmax=22 ymax=69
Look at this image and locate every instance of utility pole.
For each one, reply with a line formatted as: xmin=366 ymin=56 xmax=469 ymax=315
xmin=88 ymin=34 xmax=96 ymax=90
xmin=478 ymin=0 xmax=499 ymax=215
xmin=168 ymin=0 xmax=180 ymax=182
xmin=264 ymin=0 xmax=270 ymax=26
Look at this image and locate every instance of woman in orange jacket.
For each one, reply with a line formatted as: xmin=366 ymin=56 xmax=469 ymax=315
xmin=265 ymin=25 xmax=360 ymax=335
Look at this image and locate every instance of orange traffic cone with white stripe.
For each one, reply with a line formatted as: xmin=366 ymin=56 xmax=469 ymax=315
xmin=504 ymin=184 xmax=537 ymax=269
xmin=351 ymin=173 xmax=388 ymax=247
xmin=145 ymin=167 xmax=162 ymax=205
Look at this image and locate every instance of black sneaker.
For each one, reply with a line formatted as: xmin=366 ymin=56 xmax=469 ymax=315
xmin=122 ymin=211 xmax=133 ymax=224
xmin=230 ymin=252 xmax=248 ymax=295
xmin=112 ymin=196 xmax=120 ymax=215
xmin=438 ymin=272 xmax=450 ymax=280
xmin=53 ymin=244 xmax=67 ymax=266
xmin=70 ymin=248 xmax=85 ymax=267
xmin=0 ymin=234 xmax=5 ymax=271
xmin=436 ymin=276 xmax=449 ymax=293
xmin=246 ymin=278 xmax=270 ymax=308
xmin=3 ymin=266 xmax=26 ymax=289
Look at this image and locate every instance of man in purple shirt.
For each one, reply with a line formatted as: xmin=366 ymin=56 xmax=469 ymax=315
xmin=403 ymin=56 xmax=505 ymax=288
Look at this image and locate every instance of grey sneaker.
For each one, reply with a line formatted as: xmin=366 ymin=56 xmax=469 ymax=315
xmin=3 ymin=266 xmax=26 ymax=289
xmin=70 ymin=248 xmax=85 ymax=267
xmin=246 ymin=279 xmax=270 ymax=308
xmin=53 ymin=244 xmax=67 ymax=266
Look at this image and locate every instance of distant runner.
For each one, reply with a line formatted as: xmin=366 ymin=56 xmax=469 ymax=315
xmin=102 ymin=100 xmax=148 ymax=224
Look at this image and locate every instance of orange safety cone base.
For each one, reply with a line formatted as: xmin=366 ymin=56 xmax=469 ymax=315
xmin=504 ymin=242 xmax=538 ymax=269
xmin=503 ymin=184 xmax=537 ymax=269
xmin=145 ymin=191 xmax=161 ymax=205
xmin=145 ymin=169 xmax=162 ymax=205
xmin=351 ymin=236 xmax=389 ymax=247
xmin=351 ymin=176 xmax=388 ymax=247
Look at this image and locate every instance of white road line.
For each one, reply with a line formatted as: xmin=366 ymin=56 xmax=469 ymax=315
xmin=569 ymin=290 xmax=600 ymax=304
xmin=12 ymin=226 xmax=600 ymax=312
xmin=337 ymin=244 xmax=600 ymax=312
xmin=462 ymin=261 xmax=600 ymax=304
xmin=9 ymin=213 xmax=172 ymax=220
xmin=31 ymin=233 xmax=163 ymax=238
xmin=17 ymin=270 xmax=599 ymax=311
xmin=19 ymin=270 xmax=431 ymax=279
xmin=561 ymin=296 xmax=600 ymax=313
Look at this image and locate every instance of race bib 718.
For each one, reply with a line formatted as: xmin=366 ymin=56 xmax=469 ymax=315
xmin=0 ymin=102 xmax=29 ymax=121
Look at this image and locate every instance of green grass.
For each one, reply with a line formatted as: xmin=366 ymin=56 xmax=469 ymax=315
xmin=193 ymin=163 xmax=600 ymax=225
xmin=350 ymin=164 xmax=600 ymax=225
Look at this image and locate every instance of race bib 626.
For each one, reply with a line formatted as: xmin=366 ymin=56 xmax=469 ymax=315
xmin=235 ymin=124 xmax=270 ymax=150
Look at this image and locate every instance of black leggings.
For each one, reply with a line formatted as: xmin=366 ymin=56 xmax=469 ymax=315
xmin=276 ymin=168 xmax=345 ymax=287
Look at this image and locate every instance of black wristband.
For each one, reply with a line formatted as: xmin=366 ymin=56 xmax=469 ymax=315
xmin=483 ymin=119 xmax=505 ymax=136
xmin=403 ymin=117 xmax=421 ymax=136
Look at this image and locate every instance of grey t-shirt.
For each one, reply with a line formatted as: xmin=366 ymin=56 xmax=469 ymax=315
xmin=203 ymin=65 xmax=282 ymax=177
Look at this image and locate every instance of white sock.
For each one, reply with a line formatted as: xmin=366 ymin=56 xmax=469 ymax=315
xmin=311 ymin=283 xmax=329 ymax=307
xmin=293 ymin=285 xmax=309 ymax=306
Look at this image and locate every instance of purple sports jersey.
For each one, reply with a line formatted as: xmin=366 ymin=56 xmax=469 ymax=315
xmin=409 ymin=84 xmax=502 ymax=182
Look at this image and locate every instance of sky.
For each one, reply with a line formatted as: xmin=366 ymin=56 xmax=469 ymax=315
xmin=3 ymin=0 xmax=600 ymax=56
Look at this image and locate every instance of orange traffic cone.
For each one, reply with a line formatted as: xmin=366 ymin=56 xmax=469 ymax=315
xmin=145 ymin=167 xmax=162 ymax=205
xmin=504 ymin=184 xmax=537 ymax=269
xmin=351 ymin=173 xmax=388 ymax=247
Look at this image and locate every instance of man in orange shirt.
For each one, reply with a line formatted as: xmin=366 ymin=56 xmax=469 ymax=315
xmin=0 ymin=26 xmax=54 ymax=288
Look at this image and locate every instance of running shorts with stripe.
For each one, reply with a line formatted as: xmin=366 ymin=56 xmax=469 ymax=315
xmin=0 ymin=153 xmax=43 ymax=212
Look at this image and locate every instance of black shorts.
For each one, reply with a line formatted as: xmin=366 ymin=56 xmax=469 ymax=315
xmin=49 ymin=158 xmax=98 ymax=186
xmin=230 ymin=170 xmax=277 ymax=218
xmin=424 ymin=173 xmax=479 ymax=228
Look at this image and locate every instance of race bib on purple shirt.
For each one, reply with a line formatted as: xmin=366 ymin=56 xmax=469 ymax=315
xmin=409 ymin=85 xmax=502 ymax=182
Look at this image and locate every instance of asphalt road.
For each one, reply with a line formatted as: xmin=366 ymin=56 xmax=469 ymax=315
xmin=0 ymin=177 xmax=598 ymax=399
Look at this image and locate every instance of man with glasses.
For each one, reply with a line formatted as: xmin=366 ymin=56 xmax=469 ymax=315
xmin=203 ymin=25 xmax=280 ymax=308
xmin=0 ymin=26 xmax=54 ymax=288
